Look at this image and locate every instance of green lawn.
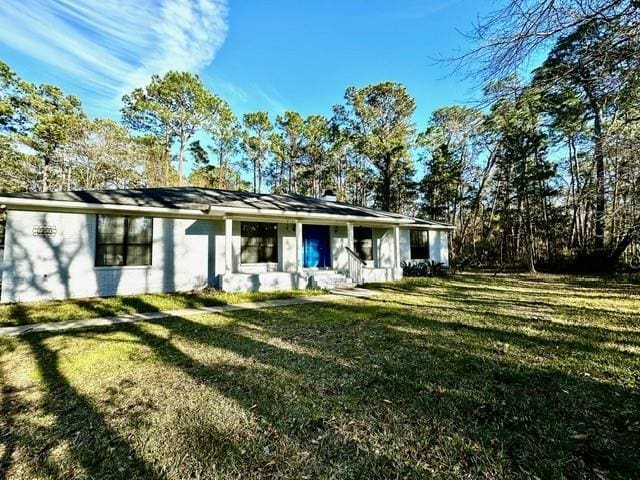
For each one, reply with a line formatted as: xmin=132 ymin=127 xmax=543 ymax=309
xmin=0 ymin=274 xmax=639 ymax=479
xmin=0 ymin=288 xmax=322 ymax=327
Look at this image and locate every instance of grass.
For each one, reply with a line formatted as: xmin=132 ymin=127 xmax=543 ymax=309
xmin=0 ymin=273 xmax=639 ymax=479
xmin=0 ymin=288 xmax=323 ymax=327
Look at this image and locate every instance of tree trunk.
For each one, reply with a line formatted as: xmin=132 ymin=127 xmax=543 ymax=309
xmin=535 ymin=149 xmax=552 ymax=260
xmin=290 ymin=155 xmax=297 ymax=193
xmin=591 ymin=101 xmax=606 ymax=251
xmin=525 ymin=196 xmax=536 ymax=273
xmin=41 ymin=156 xmax=50 ymax=193
xmin=163 ymin=134 xmax=171 ymax=186
xmin=608 ymin=220 xmax=640 ymax=263
xmin=611 ymin=153 xmax=620 ymax=240
xmin=380 ymin=155 xmax=393 ymax=211
xmin=177 ymin=140 xmax=185 ymax=186
xmin=568 ymin=136 xmax=579 ymax=248
xmin=253 ymin=160 xmax=257 ymax=193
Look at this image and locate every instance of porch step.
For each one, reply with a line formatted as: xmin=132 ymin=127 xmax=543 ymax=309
xmin=310 ymin=272 xmax=356 ymax=290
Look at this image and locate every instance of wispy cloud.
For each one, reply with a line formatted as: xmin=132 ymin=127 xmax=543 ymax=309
xmin=205 ymin=75 xmax=250 ymax=104
xmin=0 ymin=0 xmax=228 ymax=111
xmin=254 ymin=86 xmax=288 ymax=115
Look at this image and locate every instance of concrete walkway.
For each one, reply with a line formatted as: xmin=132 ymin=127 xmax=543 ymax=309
xmin=0 ymin=288 xmax=379 ymax=337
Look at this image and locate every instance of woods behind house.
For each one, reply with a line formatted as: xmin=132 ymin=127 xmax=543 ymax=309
xmin=1 ymin=0 xmax=639 ymax=272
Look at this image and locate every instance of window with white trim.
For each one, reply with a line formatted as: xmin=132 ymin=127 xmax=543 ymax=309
xmin=95 ymin=215 xmax=153 ymax=266
xmin=241 ymin=222 xmax=278 ymax=263
xmin=410 ymin=230 xmax=429 ymax=260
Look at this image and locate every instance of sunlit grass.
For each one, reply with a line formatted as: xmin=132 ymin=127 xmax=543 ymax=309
xmin=0 ymin=273 xmax=638 ymax=479
xmin=0 ymin=288 xmax=324 ymax=327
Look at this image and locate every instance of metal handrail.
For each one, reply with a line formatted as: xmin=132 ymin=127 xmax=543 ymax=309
xmin=345 ymin=246 xmax=365 ymax=286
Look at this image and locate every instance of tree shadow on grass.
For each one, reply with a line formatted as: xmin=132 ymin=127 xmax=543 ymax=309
xmin=438 ymin=285 xmax=640 ymax=318
xmin=13 ymin=333 xmax=165 ymax=480
xmin=0 ymin=289 xmax=310 ymax=327
xmin=3 ymin=293 xmax=640 ymax=478
xmin=2 ymin=303 xmax=30 ymax=327
xmin=0 ymin=355 xmax=20 ymax=477
xmin=193 ymin=302 xmax=640 ymax=478
xmin=375 ymin=279 xmax=640 ymax=341
xmin=319 ymin=299 xmax=640 ymax=366
xmin=487 ymin=273 xmax=640 ymax=291
xmin=377 ymin=295 xmax=640 ymax=351
xmin=123 ymin=319 xmax=423 ymax=478
xmin=98 ymin=301 xmax=639 ymax=479
xmin=373 ymin=273 xmax=640 ymax=301
xmin=0 ymin=297 xmax=148 ymax=327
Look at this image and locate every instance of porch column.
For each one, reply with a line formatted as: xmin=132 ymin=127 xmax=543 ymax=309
xmin=296 ymin=220 xmax=303 ymax=271
xmin=347 ymin=222 xmax=354 ymax=250
xmin=394 ymin=225 xmax=401 ymax=267
xmin=225 ymin=217 xmax=233 ymax=273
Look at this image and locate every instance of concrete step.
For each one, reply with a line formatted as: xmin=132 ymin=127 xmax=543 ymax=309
xmin=321 ymin=282 xmax=355 ymax=289
xmin=310 ymin=272 xmax=355 ymax=290
xmin=312 ymin=272 xmax=349 ymax=279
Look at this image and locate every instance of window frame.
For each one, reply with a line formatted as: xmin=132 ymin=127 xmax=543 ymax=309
xmin=410 ymin=229 xmax=429 ymax=260
xmin=353 ymin=226 xmax=373 ymax=262
xmin=95 ymin=215 xmax=153 ymax=267
xmin=240 ymin=221 xmax=279 ymax=264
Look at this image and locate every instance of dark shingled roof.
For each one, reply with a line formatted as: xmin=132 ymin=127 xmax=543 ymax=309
xmin=0 ymin=187 xmax=453 ymax=227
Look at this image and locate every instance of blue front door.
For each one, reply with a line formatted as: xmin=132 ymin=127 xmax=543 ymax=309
xmin=303 ymin=225 xmax=331 ymax=268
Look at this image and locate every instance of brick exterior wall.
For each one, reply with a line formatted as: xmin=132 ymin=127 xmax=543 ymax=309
xmin=0 ymin=209 xmax=450 ymax=303
xmin=0 ymin=210 xmax=220 ymax=303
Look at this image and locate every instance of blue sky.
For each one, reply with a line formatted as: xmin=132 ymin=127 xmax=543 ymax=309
xmin=0 ymin=0 xmax=495 ymax=123
xmin=204 ymin=0 xmax=495 ymax=124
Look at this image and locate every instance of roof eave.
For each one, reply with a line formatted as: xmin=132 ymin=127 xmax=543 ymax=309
xmin=0 ymin=196 xmax=416 ymax=225
xmin=406 ymin=223 xmax=456 ymax=230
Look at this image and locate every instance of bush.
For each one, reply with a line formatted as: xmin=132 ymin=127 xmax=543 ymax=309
xmin=401 ymin=260 xmax=448 ymax=277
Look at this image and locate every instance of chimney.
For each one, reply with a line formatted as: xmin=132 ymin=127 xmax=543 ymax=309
xmin=321 ymin=189 xmax=337 ymax=202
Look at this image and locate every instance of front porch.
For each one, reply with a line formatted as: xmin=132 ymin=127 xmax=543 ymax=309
xmin=218 ymin=218 xmax=404 ymax=292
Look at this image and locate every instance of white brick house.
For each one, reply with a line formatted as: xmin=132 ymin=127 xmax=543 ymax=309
xmin=0 ymin=187 xmax=453 ymax=303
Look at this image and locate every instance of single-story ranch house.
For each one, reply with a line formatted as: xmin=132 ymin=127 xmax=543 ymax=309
xmin=0 ymin=187 xmax=452 ymax=303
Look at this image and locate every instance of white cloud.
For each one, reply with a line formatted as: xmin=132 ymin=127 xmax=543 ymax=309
xmin=206 ymin=76 xmax=250 ymax=104
xmin=255 ymin=86 xmax=288 ymax=115
xmin=0 ymin=0 xmax=228 ymax=107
